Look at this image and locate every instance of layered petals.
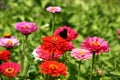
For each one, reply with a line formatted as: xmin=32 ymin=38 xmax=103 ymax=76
xmin=54 ymin=26 xmax=78 ymax=41
xmin=81 ymin=37 xmax=109 ymax=54
xmin=0 ymin=62 xmax=21 ymax=77
xmin=0 ymin=50 xmax=11 ymax=61
xmin=41 ymin=36 xmax=68 ymax=55
xmin=71 ymin=48 xmax=92 ymax=60
xmin=39 ymin=61 xmax=67 ymax=77
xmin=32 ymin=45 xmax=62 ymax=61
xmin=0 ymin=36 xmax=19 ymax=49
xmin=67 ymin=42 xmax=75 ymax=51
xmin=14 ymin=22 xmax=39 ymax=35
xmin=46 ymin=6 xmax=61 ymax=13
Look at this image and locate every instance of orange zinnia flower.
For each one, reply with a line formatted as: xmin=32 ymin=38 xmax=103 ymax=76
xmin=41 ymin=36 xmax=68 ymax=55
xmin=39 ymin=61 xmax=67 ymax=77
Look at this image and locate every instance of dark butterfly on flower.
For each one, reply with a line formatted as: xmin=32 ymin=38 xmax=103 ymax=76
xmin=59 ymin=29 xmax=67 ymax=39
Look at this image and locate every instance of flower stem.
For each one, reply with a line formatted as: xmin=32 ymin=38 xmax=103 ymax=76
xmin=51 ymin=0 xmax=55 ymax=5
xmin=63 ymin=53 xmax=66 ymax=64
xmin=78 ymin=60 xmax=82 ymax=80
xmin=21 ymin=35 xmax=28 ymax=78
xmin=51 ymin=13 xmax=55 ymax=35
xmin=96 ymin=54 xmax=99 ymax=76
xmin=0 ymin=61 xmax=2 ymax=64
xmin=9 ymin=77 xmax=12 ymax=80
xmin=89 ymin=52 xmax=96 ymax=80
xmin=0 ymin=73 xmax=3 ymax=80
xmin=49 ymin=75 xmax=54 ymax=80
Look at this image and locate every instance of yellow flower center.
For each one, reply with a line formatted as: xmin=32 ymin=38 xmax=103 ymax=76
xmin=79 ymin=51 xmax=84 ymax=55
xmin=5 ymin=68 xmax=14 ymax=73
xmin=7 ymin=41 xmax=13 ymax=45
xmin=50 ymin=64 xmax=58 ymax=70
xmin=22 ymin=25 xmax=29 ymax=29
xmin=92 ymin=41 xmax=100 ymax=46
xmin=4 ymin=33 xmax=11 ymax=38
xmin=51 ymin=7 xmax=57 ymax=11
xmin=52 ymin=37 xmax=58 ymax=41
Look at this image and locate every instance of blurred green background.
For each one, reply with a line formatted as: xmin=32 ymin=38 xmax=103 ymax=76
xmin=0 ymin=0 xmax=120 ymax=80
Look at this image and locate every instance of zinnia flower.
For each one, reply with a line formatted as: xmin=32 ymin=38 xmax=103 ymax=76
xmin=39 ymin=61 xmax=67 ymax=77
xmin=14 ymin=22 xmax=39 ymax=35
xmin=117 ymin=29 xmax=120 ymax=34
xmin=81 ymin=37 xmax=109 ymax=54
xmin=46 ymin=6 xmax=61 ymax=13
xmin=0 ymin=62 xmax=21 ymax=77
xmin=54 ymin=26 xmax=78 ymax=41
xmin=70 ymin=48 xmax=92 ymax=60
xmin=32 ymin=45 xmax=62 ymax=60
xmin=0 ymin=34 xmax=20 ymax=49
xmin=67 ymin=42 xmax=75 ymax=51
xmin=0 ymin=50 xmax=11 ymax=61
xmin=41 ymin=36 xmax=68 ymax=55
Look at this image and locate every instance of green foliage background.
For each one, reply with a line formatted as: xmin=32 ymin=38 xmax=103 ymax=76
xmin=0 ymin=0 xmax=120 ymax=80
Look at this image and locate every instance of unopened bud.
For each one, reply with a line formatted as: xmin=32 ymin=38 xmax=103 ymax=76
xmin=97 ymin=69 xmax=102 ymax=76
xmin=4 ymin=33 xmax=11 ymax=38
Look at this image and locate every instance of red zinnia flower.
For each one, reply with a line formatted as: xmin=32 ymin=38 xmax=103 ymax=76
xmin=0 ymin=50 xmax=11 ymax=61
xmin=81 ymin=37 xmax=109 ymax=54
xmin=39 ymin=61 xmax=67 ymax=77
xmin=0 ymin=62 xmax=21 ymax=77
xmin=41 ymin=36 xmax=68 ymax=55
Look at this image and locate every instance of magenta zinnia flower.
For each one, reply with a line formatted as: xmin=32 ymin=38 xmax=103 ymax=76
xmin=14 ymin=22 xmax=39 ymax=35
xmin=0 ymin=62 xmax=21 ymax=77
xmin=32 ymin=45 xmax=62 ymax=61
xmin=54 ymin=26 xmax=78 ymax=41
xmin=81 ymin=37 xmax=109 ymax=54
xmin=0 ymin=34 xmax=19 ymax=49
xmin=46 ymin=6 xmax=61 ymax=13
xmin=71 ymin=48 xmax=92 ymax=60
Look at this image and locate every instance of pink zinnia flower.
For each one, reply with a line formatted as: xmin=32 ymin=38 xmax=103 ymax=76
xmin=46 ymin=6 xmax=61 ymax=13
xmin=81 ymin=37 xmax=109 ymax=54
xmin=14 ymin=22 xmax=39 ymax=35
xmin=32 ymin=45 xmax=62 ymax=61
xmin=117 ymin=30 xmax=120 ymax=34
xmin=70 ymin=48 xmax=92 ymax=60
xmin=54 ymin=26 xmax=78 ymax=41
xmin=0 ymin=34 xmax=19 ymax=49
xmin=0 ymin=62 xmax=21 ymax=77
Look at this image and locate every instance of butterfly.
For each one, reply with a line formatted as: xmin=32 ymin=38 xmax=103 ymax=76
xmin=59 ymin=29 xmax=67 ymax=39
